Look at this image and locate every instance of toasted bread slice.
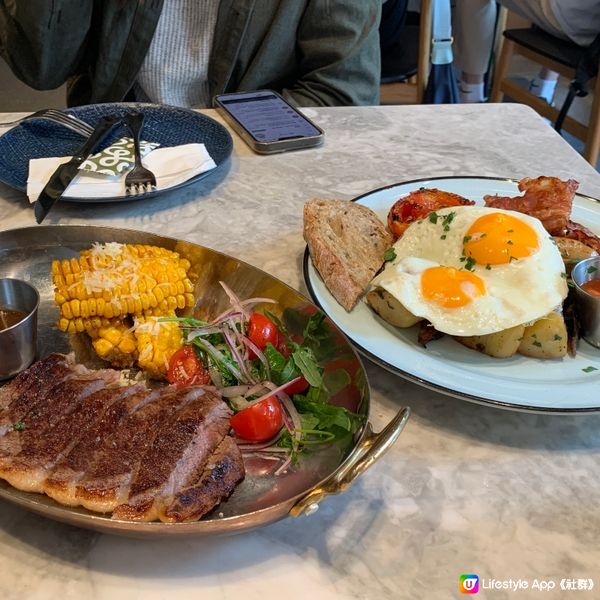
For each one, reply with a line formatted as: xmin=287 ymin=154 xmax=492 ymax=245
xmin=303 ymin=198 xmax=392 ymax=311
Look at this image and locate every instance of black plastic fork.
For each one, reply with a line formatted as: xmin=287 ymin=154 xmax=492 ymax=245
xmin=124 ymin=111 xmax=157 ymax=195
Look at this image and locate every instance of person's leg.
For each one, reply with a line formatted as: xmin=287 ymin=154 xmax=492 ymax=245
xmin=499 ymin=0 xmax=568 ymax=103
xmin=453 ymin=0 xmax=498 ymax=102
xmin=528 ymin=67 xmax=559 ymax=103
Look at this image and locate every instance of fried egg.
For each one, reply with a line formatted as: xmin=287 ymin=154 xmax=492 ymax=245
xmin=371 ymin=206 xmax=568 ymax=336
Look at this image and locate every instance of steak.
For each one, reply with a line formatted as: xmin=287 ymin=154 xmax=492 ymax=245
xmin=0 ymin=354 xmax=246 ymax=522
xmin=112 ymin=389 xmax=232 ymax=522
xmin=43 ymin=383 xmax=149 ymax=506
xmin=0 ymin=353 xmax=75 ymax=436
xmin=162 ymin=435 xmax=244 ymax=523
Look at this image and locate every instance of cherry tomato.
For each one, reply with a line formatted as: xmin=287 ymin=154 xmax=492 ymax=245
xmin=247 ymin=312 xmax=279 ymax=359
xmin=167 ymin=346 xmax=211 ymax=388
xmin=248 ymin=313 xmax=279 ymax=349
xmin=230 ymin=396 xmax=284 ymax=442
xmin=282 ymin=375 xmax=310 ymax=395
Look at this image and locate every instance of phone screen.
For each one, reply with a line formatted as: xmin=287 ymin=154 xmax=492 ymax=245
xmin=217 ymin=91 xmax=321 ymax=143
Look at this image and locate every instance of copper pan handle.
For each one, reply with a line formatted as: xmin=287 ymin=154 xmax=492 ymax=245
xmin=289 ymin=406 xmax=410 ymax=517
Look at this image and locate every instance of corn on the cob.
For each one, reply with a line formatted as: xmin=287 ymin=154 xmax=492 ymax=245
xmin=52 ymin=242 xmax=195 ymax=332
xmin=134 ymin=316 xmax=183 ymax=379
xmin=52 ymin=242 xmax=195 ymax=379
xmin=89 ymin=320 xmax=138 ymax=368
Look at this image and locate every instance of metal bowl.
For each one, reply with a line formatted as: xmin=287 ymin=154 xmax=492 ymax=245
xmin=0 ymin=278 xmax=39 ymax=380
xmin=571 ymin=256 xmax=600 ymax=348
xmin=0 ymin=225 xmax=409 ymax=538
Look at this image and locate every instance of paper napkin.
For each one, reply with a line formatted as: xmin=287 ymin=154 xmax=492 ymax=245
xmin=80 ymin=137 xmax=161 ymax=175
xmin=27 ymin=143 xmax=217 ymax=202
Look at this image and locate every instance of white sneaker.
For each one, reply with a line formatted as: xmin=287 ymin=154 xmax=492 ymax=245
xmin=528 ymin=78 xmax=557 ymax=104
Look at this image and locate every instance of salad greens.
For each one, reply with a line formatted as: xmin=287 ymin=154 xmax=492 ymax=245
xmin=163 ymin=300 xmax=364 ymax=467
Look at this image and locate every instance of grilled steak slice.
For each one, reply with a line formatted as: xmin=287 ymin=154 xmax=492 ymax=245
xmin=112 ymin=388 xmax=231 ymax=522
xmin=43 ymin=384 xmax=149 ymax=506
xmin=75 ymin=387 xmax=192 ymax=513
xmin=0 ymin=353 xmax=75 ymax=436
xmin=162 ymin=436 xmax=244 ymax=522
xmin=0 ymin=367 xmax=119 ymax=462
xmin=0 ymin=375 xmax=124 ymax=492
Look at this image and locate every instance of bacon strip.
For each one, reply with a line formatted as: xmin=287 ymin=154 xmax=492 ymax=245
xmin=484 ymin=176 xmax=578 ymax=235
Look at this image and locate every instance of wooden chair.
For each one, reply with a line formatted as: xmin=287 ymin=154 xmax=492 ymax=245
xmin=380 ymin=0 xmax=432 ymax=105
xmin=490 ymin=11 xmax=600 ymax=166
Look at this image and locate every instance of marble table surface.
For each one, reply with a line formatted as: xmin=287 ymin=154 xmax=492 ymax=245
xmin=0 ymin=104 xmax=599 ymax=599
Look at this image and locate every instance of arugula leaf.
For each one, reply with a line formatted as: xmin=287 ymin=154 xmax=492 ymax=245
xmin=293 ymin=397 xmax=362 ymax=439
xmin=292 ymin=346 xmax=322 ymax=387
xmin=263 ymin=343 xmax=286 ymax=380
xmin=302 ymin=313 xmax=328 ymax=348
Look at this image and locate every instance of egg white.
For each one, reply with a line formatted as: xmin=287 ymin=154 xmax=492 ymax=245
xmin=371 ymin=206 xmax=568 ymax=336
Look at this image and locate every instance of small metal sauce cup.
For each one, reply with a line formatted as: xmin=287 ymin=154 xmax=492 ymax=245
xmin=0 ymin=278 xmax=40 ymax=380
xmin=571 ymin=256 xmax=600 ymax=349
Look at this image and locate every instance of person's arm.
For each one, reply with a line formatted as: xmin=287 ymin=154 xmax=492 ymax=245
xmin=0 ymin=0 xmax=92 ymax=90
xmin=281 ymin=0 xmax=382 ymax=106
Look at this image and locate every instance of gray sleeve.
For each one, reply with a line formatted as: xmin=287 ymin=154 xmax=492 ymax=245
xmin=281 ymin=0 xmax=382 ymax=106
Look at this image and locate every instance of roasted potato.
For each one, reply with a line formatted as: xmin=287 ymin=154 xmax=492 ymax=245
xmin=366 ymin=287 xmax=422 ymax=328
xmin=553 ymin=237 xmax=598 ymax=274
xmin=454 ymin=324 xmax=525 ymax=358
xmin=518 ymin=312 xmax=568 ymax=358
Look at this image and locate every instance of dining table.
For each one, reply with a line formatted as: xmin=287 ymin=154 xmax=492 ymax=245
xmin=0 ymin=102 xmax=599 ymax=600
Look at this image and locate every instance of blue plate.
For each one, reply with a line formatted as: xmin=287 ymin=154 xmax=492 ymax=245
xmin=0 ymin=102 xmax=233 ymax=203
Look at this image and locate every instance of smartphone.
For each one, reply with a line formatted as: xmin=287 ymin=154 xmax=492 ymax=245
xmin=213 ymin=90 xmax=324 ymax=154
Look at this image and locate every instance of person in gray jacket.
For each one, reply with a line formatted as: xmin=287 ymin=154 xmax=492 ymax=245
xmin=0 ymin=0 xmax=382 ymax=108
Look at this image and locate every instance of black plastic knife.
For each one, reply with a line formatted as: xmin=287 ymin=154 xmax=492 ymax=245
xmin=34 ymin=115 xmax=123 ymax=224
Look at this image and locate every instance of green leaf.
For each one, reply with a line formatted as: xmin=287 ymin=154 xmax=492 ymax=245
xmin=582 ymin=366 xmax=598 ymax=373
xmin=384 ymin=247 xmax=396 ymax=262
xmin=293 ymin=397 xmax=362 ymax=439
xmin=292 ymin=346 xmax=323 ymax=387
xmin=263 ymin=343 xmax=286 ymax=380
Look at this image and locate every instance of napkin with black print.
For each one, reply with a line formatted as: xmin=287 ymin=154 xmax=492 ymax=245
xmin=27 ymin=141 xmax=216 ymax=201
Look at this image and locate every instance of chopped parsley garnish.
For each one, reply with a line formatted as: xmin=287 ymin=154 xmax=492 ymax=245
xmin=507 ymin=229 xmax=514 ymax=233
xmin=428 ymin=212 xmax=439 ymax=224
xmin=384 ymin=247 xmax=396 ymax=262
xmin=532 ymin=341 xmax=542 ymax=347
xmin=12 ymin=421 xmax=25 ymax=431
xmin=509 ymin=255 xmax=518 ymax=263
xmin=463 ymin=235 xmax=472 ymax=244
xmin=440 ymin=234 xmax=447 ymax=240
xmin=485 ymin=264 xmax=491 ymax=270
xmin=553 ymin=334 xmax=562 ymax=341
xmin=582 ymin=366 xmax=598 ymax=373
xmin=463 ymin=256 xmax=477 ymax=271
xmin=507 ymin=240 xmax=514 ymax=245
xmin=560 ymin=272 xmax=567 ymax=279
xmin=587 ymin=265 xmax=598 ymax=275
xmin=441 ymin=211 xmax=456 ymax=232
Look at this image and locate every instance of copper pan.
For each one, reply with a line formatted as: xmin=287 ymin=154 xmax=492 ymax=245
xmin=0 ymin=225 xmax=409 ymax=538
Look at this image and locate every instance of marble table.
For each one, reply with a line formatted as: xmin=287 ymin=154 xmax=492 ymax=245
xmin=1 ymin=104 xmax=599 ymax=600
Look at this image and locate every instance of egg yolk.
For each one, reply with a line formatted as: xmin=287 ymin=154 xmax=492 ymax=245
xmin=421 ymin=266 xmax=486 ymax=308
xmin=463 ymin=213 xmax=539 ymax=266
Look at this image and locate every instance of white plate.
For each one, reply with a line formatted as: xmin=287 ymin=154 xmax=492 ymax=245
xmin=304 ymin=176 xmax=600 ymax=413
